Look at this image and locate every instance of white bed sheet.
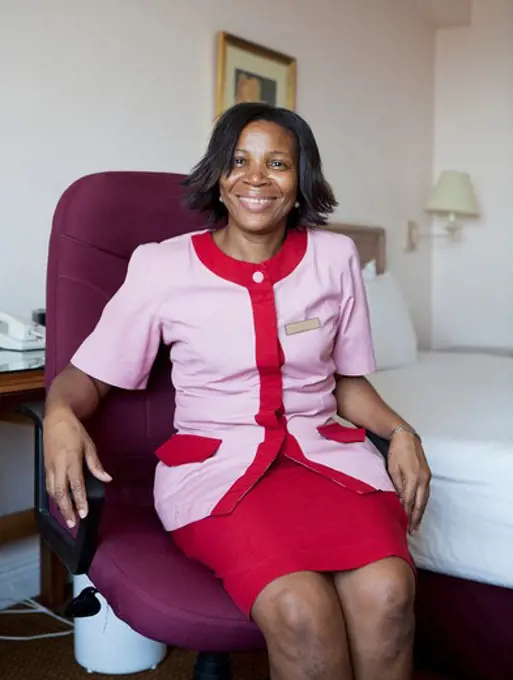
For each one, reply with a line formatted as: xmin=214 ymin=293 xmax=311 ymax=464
xmin=368 ymin=351 xmax=513 ymax=589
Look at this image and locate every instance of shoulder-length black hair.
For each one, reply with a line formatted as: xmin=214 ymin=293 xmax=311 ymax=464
xmin=182 ymin=102 xmax=338 ymax=228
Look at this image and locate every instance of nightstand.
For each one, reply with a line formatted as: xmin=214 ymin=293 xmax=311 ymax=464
xmin=440 ymin=346 xmax=513 ymax=358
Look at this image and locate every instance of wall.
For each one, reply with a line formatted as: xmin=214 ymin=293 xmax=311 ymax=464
xmin=0 ymin=0 xmax=435 ymax=335
xmin=0 ymin=0 xmax=435 ymax=603
xmin=432 ymin=0 xmax=513 ymax=347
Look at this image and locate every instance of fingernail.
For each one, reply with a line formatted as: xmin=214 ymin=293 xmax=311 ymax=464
xmin=78 ymin=509 xmax=87 ymax=519
xmin=66 ymin=519 xmax=75 ymax=528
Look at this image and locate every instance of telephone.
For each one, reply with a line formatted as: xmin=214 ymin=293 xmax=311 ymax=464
xmin=0 ymin=311 xmax=46 ymax=351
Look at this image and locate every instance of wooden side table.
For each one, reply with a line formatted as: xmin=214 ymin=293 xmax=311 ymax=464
xmin=0 ymin=349 xmax=74 ymax=610
xmin=0 ymin=349 xmax=45 ymax=545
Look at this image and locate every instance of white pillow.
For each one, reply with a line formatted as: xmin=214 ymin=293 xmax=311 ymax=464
xmin=364 ymin=273 xmax=418 ymax=370
xmin=361 ymin=259 xmax=377 ymax=280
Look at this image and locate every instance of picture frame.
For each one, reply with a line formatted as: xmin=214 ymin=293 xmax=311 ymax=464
xmin=215 ymin=32 xmax=297 ymax=117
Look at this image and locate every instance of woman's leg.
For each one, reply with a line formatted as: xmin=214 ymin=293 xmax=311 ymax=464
xmin=333 ymin=557 xmax=415 ymax=680
xmin=251 ymin=571 xmax=353 ymax=680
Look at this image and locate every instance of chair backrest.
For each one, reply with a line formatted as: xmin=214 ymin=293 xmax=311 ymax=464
xmin=45 ymin=171 xmax=206 ymax=503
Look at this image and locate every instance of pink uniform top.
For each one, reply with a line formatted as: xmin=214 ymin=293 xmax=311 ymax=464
xmin=71 ymin=227 xmax=396 ymax=531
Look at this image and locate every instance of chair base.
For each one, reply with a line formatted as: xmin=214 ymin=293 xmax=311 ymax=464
xmin=72 ymin=574 xmax=167 ymax=675
xmin=193 ymin=652 xmax=231 ymax=680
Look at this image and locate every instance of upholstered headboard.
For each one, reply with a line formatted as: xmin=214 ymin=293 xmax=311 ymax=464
xmin=324 ymin=223 xmax=386 ymax=274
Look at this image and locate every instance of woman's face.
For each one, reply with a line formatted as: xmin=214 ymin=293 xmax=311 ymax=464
xmin=219 ymin=120 xmax=298 ymax=234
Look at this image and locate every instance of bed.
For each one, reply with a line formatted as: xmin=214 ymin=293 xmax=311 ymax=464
xmin=371 ymin=351 xmax=513 ymax=590
xmin=328 ymin=223 xmax=513 ymax=680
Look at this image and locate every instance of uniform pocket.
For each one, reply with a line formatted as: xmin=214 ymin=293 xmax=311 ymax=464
xmin=317 ymin=421 xmax=366 ymax=443
xmin=155 ymin=434 xmax=222 ymax=466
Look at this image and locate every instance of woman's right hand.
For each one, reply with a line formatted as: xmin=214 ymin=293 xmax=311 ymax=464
xmin=43 ymin=407 xmax=112 ymax=528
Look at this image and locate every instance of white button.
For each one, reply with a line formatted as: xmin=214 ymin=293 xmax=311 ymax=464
xmin=252 ymin=271 xmax=264 ymax=283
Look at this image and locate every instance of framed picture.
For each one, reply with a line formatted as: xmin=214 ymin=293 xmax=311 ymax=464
xmin=215 ymin=32 xmax=297 ymax=117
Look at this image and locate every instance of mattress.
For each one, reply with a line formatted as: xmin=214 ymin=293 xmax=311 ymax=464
xmin=368 ymin=351 xmax=513 ymax=589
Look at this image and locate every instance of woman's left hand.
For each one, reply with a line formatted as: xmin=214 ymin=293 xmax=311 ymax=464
xmin=388 ymin=432 xmax=431 ymax=534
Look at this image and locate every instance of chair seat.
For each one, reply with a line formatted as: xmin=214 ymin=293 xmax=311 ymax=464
xmin=88 ymin=502 xmax=264 ymax=651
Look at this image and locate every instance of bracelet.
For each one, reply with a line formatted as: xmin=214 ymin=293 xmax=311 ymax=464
xmin=389 ymin=425 xmax=422 ymax=444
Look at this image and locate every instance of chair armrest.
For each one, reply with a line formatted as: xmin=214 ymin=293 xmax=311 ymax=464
xmin=17 ymin=402 xmax=105 ymax=575
xmin=365 ymin=430 xmax=390 ymax=463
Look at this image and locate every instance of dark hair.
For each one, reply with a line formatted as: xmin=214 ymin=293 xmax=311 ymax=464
xmin=182 ymin=102 xmax=338 ymax=228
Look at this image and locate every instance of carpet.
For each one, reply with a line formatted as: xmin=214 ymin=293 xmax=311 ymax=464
xmin=0 ymin=605 xmax=447 ymax=680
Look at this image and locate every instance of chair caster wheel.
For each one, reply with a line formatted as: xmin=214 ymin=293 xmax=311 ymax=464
xmin=193 ymin=652 xmax=231 ymax=680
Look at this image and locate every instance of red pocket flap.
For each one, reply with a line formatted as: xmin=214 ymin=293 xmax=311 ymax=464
xmin=317 ymin=422 xmax=366 ymax=444
xmin=155 ymin=434 xmax=222 ymax=467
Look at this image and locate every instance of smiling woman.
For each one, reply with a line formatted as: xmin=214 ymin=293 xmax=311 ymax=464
xmin=183 ymin=102 xmax=337 ymax=233
xmin=221 ymin=121 xmax=296 ymax=226
xmin=44 ymin=101 xmax=428 ymax=680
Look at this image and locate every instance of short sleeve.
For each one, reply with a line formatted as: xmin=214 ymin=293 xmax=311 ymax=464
xmin=71 ymin=244 xmax=161 ymax=390
xmin=332 ymin=240 xmax=376 ymax=376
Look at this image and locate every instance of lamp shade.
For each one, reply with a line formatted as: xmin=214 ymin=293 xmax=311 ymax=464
xmin=424 ymin=171 xmax=479 ymax=217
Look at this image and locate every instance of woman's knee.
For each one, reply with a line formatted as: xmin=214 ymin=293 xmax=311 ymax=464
xmin=340 ymin=558 xmax=415 ymax=631
xmin=252 ymin=572 xmax=344 ymax=651
xmin=365 ymin=559 xmax=415 ymax=622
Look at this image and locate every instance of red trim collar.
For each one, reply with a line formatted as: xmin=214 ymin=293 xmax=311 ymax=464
xmin=192 ymin=228 xmax=308 ymax=287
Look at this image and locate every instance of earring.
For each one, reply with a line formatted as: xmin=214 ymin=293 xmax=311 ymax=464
xmin=219 ymin=196 xmax=224 ymax=203
xmin=294 ymin=201 xmax=300 ymax=209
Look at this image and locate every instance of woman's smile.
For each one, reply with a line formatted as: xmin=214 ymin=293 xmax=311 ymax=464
xmin=236 ymin=195 xmax=277 ymax=213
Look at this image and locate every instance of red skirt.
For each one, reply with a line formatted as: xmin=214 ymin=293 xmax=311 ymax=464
xmin=172 ymin=455 xmax=414 ymax=617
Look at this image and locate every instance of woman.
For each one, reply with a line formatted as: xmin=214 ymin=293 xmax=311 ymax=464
xmin=43 ymin=102 xmax=431 ymax=680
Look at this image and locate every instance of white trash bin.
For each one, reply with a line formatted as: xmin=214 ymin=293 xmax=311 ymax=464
xmin=73 ymin=574 xmax=167 ymax=675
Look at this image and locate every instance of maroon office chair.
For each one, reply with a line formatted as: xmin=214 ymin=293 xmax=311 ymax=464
xmin=23 ymin=171 xmax=265 ymax=680
xmin=23 ymin=170 xmax=390 ymax=679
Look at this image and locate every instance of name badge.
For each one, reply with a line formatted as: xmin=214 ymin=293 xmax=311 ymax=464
xmin=285 ymin=318 xmax=321 ymax=336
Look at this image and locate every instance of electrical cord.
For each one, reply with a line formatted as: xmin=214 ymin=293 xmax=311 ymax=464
xmin=0 ymin=595 xmax=74 ymax=642
xmin=0 ymin=630 xmax=72 ymax=642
